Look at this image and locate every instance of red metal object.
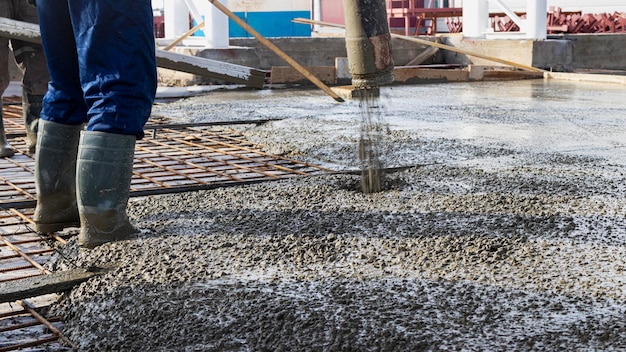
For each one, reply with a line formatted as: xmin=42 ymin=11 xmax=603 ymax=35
xmin=385 ymin=3 xmax=626 ymax=36
xmin=153 ymin=15 xmax=165 ymax=38
xmin=493 ymin=7 xmax=626 ymax=34
xmin=445 ymin=16 xmax=462 ymax=34
xmin=386 ymin=0 xmax=462 ymax=35
xmin=545 ymin=9 xmax=626 ymax=34
xmin=493 ymin=15 xmax=521 ymax=32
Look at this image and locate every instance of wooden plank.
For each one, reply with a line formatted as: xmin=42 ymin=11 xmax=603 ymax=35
xmin=1 ymin=18 xmax=267 ymax=88
xmin=163 ymin=21 xmax=204 ymax=51
xmin=0 ymin=17 xmax=41 ymax=43
xmin=269 ymin=66 xmax=336 ymax=85
xmin=483 ymin=69 xmax=543 ymax=80
xmin=207 ymin=0 xmax=344 ymax=102
xmin=292 ymin=18 xmax=547 ymax=73
xmin=0 ymin=269 xmax=96 ymax=304
xmin=156 ymin=50 xmax=266 ymax=89
xmin=405 ymin=46 xmax=439 ymax=66
xmin=393 ymin=67 xmax=469 ymax=83
xmin=331 ymin=85 xmax=380 ymax=101
xmin=544 ymin=72 xmax=626 ymax=85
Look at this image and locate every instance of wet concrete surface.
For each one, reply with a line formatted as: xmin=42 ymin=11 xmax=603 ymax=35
xmin=45 ymin=79 xmax=626 ymax=350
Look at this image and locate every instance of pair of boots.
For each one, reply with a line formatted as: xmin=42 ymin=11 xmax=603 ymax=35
xmin=0 ymin=92 xmax=42 ymax=157
xmin=33 ymin=120 xmax=138 ymax=249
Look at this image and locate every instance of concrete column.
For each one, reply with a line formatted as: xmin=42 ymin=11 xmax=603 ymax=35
xmin=462 ymin=0 xmax=488 ymax=39
xmin=203 ymin=0 xmax=230 ymax=48
xmin=164 ymin=0 xmax=190 ymax=39
xmin=313 ymin=0 xmax=322 ymax=33
xmin=526 ymin=0 xmax=547 ymax=40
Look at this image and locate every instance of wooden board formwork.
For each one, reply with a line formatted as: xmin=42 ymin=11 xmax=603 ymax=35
xmin=270 ymin=66 xmax=337 ymax=85
xmin=0 ymin=17 xmax=266 ymax=88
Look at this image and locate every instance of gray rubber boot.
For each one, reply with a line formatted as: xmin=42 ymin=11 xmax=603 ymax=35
xmin=33 ymin=120 xmax=82 ymax=233
xmin=22 ymin=92 xmax=43 ymax=154
xmin=77 ymin=131 xmax=139 ymax=249
xmin=0 ymin=110 xmax=15 ymax=158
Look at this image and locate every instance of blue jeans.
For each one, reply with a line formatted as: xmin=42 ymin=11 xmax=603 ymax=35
xmin=36 ymin=0 xmax=157 ymax=138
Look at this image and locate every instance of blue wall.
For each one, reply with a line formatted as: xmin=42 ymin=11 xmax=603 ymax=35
xmin=229 ymin=11 xmax=311 ymax=37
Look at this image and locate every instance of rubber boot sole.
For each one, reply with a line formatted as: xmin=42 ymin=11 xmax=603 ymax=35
xmin=35 ymin=220 xmax=81 ymax=234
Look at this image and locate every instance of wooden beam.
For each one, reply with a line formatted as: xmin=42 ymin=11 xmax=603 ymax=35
xmin=1 ymin=17 xmax=267 ymax=88
xmin=393 ymin=67 xmax=469 ymax=83
xmin=0 ymin=269 xmax=96 ymax=304
xmin=545 ymin=71 xmax=626 ymax=85
xmin=0 ymin=17 xmax=41 ymax=43
xmin=156 ymin=49 xmax=266 ymax=88
xmin=270 ymin=66 xmax=336 ymax=85
xmin=331 ymin=85 xmax=380 ymax=101
xmin=405 ymin=46 xmax=439 ymax=66
xmin=206 ymin=0 xmax=345 ymax=102
xmin=292 ymin=18 xmax=547 ymax=73
xmin=163 ymin=21 xmax=205 ymax=51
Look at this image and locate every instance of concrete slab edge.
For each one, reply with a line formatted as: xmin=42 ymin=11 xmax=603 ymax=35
xmin=544 ymin=72 xmax=626 ymax=85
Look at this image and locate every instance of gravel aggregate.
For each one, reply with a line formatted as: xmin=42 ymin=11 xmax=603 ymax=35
xmin=45 ymin=80 xmax=626 ymax=351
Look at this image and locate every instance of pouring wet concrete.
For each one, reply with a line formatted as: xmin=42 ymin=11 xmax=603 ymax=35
xmin=46 ymin=79 xmax=626 ymax=350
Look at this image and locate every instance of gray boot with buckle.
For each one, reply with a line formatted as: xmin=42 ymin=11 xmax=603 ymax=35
xmin=0 ymin=110 xmax=15 ymax=158
xmin=23 ymin=92 xmax=43 ymax=154
xmin=33 ymin=120 xmax=82 ymax=233
xmin=77 ymin=131 xmax=139 ymax=249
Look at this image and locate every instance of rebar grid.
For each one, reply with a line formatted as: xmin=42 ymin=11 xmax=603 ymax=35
xmin=0 ymin=207 xmax=73 ymax=351
xmin=1 ymin=98 xmax=330 ymax=351
xmin=0 ymin=112 xmax=329 ymax=208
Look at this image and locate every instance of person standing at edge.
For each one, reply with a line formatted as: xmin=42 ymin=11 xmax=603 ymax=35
xmin=0 ymin=0 xmax=49 ymax=156
xmin=32 ymin=0 xmax=157 ymax=249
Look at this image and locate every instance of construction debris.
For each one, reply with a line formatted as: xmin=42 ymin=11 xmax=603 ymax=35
xmin=155 ymin=49 xmax=266 ymax=88
xmin=0 ymin=269 xmax=96 ymax=304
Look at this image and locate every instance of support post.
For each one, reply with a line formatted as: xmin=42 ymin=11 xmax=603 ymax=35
xmin=526 ymin=0 xmax=547 ymax=40
xmin=164 ymin=0 xmax=190 ymax=39
xmin=201 ymin=0 xmax=230 ymax=48
xmin=462 ymin=0 xmax=488 ymax=38
xmin=313 ymin=0 xmax=322 ymax=34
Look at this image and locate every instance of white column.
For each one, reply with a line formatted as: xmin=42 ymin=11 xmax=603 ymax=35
xmin=202 ymin=0 xmax=230 ymax=48
xmin=313 ymin=0 xmax=322 ymax=33
xmin=164 ymin=0 xmax=190 ymax=39
xmin=462 ymin=0 xmax=489 ymax=38
xmin=526 ymin=0 xmax=547 ymax=40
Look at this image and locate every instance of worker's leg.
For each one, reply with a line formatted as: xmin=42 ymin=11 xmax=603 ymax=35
xmin=20 ymin=91 xmax=44 ymax=153
xmin=0 ymin=110 xmax=14 ymax=158
xmin=33 ymin=1 xmax=84 ymax=232
xmin=35 ymin=0 xmax=88 ymax=126
xmin=0 ymin=41 xmax=14 ymax=157
xmin=0 ymin=0 xmax=11 ymax=96
xmin=67 ymin=0 xmax=157 ymax=137
xmin=13 ymin=0 xmax=49 ymax=153
xmin=0 ymin=2 xmax=15 ymax=157
xmin=15 ymin=42 xmax=49 ymax=153
xmin=65 ymin=0 xmax=156 ymax=248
